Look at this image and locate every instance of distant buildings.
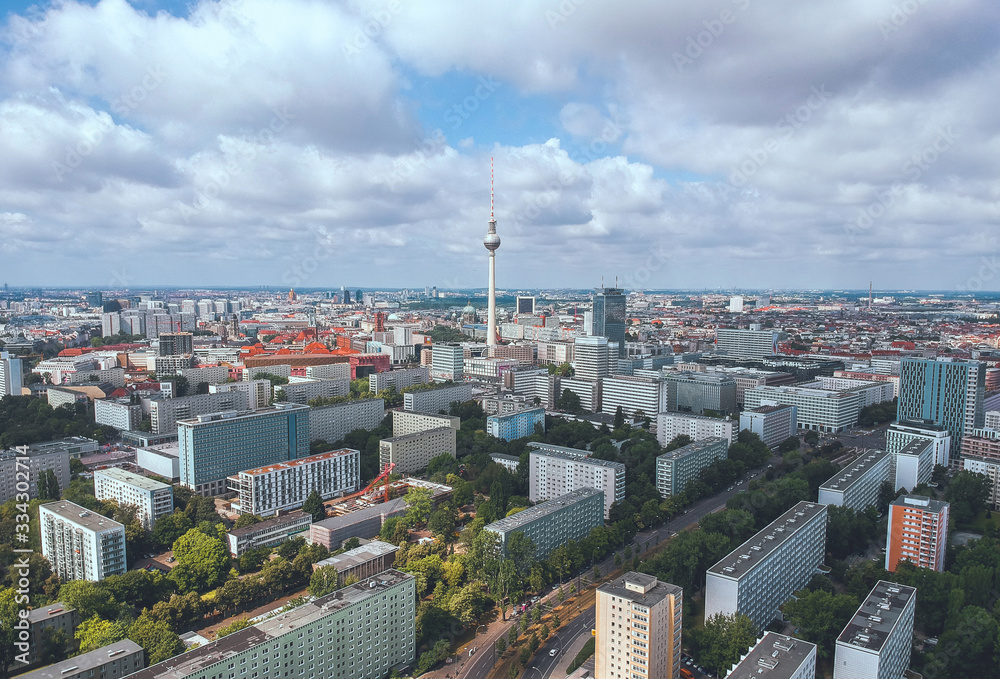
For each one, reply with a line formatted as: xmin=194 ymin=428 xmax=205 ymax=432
xmin=486 ymin=407 xmax=545 ymax=441
xmin=309 ymin=398 xmax=385 ymax=445
xmin=527 ymin=442 xmax=625 ymax=519
xmin=157 ymin=332 xmax=193 ymax=356
xmin=369 ymin=366 xmax=429 ymax=393
xmin=897 ymin=357 xmax=985 ymax=448
xmin=150 ymin=390 xmax=250 ymax=434
xmin=94 ymin=468 xmax=174 ymax=530
xmin=817 ymin=449 xmax=892 ymax=512
xmin=886 ymin=495 xmax=949 ymax=573
xmin=833 ymin=581 xmax=916 ymax=679
xmin=726 ymin=633 xmax=816 ymax=679
xmin=228 ymin=448 xmax=360 ymax=516
xmin=715 ymin=328 xmax=779 ymax=360
xmin=430 ymin=343 xmax=464 ymax=382
xmin=655 ymin=438 xmax=729 ymax=498
xmin=209 ymin=378 xmax=272 ymax=410
xmin=403 ymin=382 xmax=473 ymax=414
xmin=483 ymin=487 xmax=604 ymax=559
xmin=739 ymin=404 xmax=798 ymax=447
xmin=0 ymin=350 xmax=23 ymax=396
xmin=601 ymin=375 xmax=669 ymax=418
xmin=595 ymin=572 xmax=683 ymax=679
xmin=592 ymin=287 xmax=627 ymax=358
xmin=40 ymin=501 xmax=127 ymax=582
xmin=665 ymin=372 xmax=737 ymax=416
xmin=705 ymin=501 xmax=827 ymax=629
xmin=657 ymin=412 xmax=737 ymax=446
xmin=274 ymin=377 xmax=349 ymax=404
xmin=225 ymin=511 xmax=313 ymax=557
xmin=744 ymin=385 xmax=860 ymax=433
xmin=574 ymin=336 xmax=611 ymax=381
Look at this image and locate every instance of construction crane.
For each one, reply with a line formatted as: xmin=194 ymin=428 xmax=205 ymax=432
xmin=362 ymin=462 xmax=397 ymax=504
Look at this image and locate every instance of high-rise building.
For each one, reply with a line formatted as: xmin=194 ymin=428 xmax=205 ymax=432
xmin=665 ymin=372 xmax=738 ymax=416
xmin=483 ymin=487 xmax=604 ymax=559
xmin=592 ymin=287 xmax=627 ymax=358
xmin=601 ymin=375 xmax=669 ymax=418
xmin=0 ymin=350 xmax=23 ymax=396
xmin=817 ymin=449 xmax=892 ymax=512
xmin=308 ymin=398 xmax=386 ymax=445
xmin=886 ymin=494 xmax=949 ymax=572
xmin=228 ymin=448 xmax=360 ymax=516
xmin=833 ymin=581 xmax=916 ymax=679
xmin=739 ymin=404 xmax=798 ymax=447
xmin=157 ymin=332 xmax=193 ymax=356
xmin=715 ymin=328 xmax=779 ymax=359
xmin=893 ymin=438 xmax=935 ymax=492
xmin=516 ymin=295 xmax=536 ymax=315
xmin=574 ymin=335 xmax=610 ymax=381
xmin=430 ymin=343 xmax=464 ymax=382
xmin=885 ymin=419 xmax=951 ymax=469
xmin=369 ymin=367 xmax=429 ymax=393
xmin=95 ymin=398 xmax=143 ymax=431
xmin=527 ymin=442 xmax=625 ymax=519
xmin=656 ymin=412 xmax=738 ymax=446
xmin=726 ymin=633 xmax=816 ymax=679
xmin=655 ymin=438 xmax=730 ymax=498
xmin=403 ymin=382 xmax=473 ymax=414
xmin=728 ymin=296 xmax=744 ymax=313
xmin=486 ymin=407 xmax=545 ymax=441
xmin=126 ymin=570 xmax=416 ymax=679
xmin=149 ymin=390 xmax=250 ymax=434
xmin=379 ymin=427 xmax=456 ymax=474
xmin=94 ymin=468 xmax=174 ymax=530
xmin=897 ymin=357 xmax=985 ymax=450
xmin=209 ymin=379 xmax=272 ymax=410
xmin=0 ymin=445 xmax=71 ymax=504
xmin=177 ymin=403 xmax=311 ymax=496
xmin=596 ymin=572 xmax=683 ymax=679
xmin=705 ymin=501 xmax=827 ymax=629
xmin=40 ymin=501 xmax=127 ymax=582
xmin=743 ymin=385 xmax=860 ymax=433
xmin=85 ymin=290 xmax=104 ymax=308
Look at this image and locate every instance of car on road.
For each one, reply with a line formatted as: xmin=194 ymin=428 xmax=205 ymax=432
xmin=549 ymin=649 xmax=558 ymax=657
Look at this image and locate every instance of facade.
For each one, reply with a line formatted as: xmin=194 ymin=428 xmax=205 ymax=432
xmin=19 ymin=640 xmax=143 ymax=679
xmin=739 ymin=404 xmax=798 ymax=447
xmin=705 ymin=501 xmax=827 ymax=629
xmin=228 ymin=448 xmax=361 ymax=516
xmin=430 ymin=343 xmax=464 ymax=382
xmin=158 ymin=332 xmax=194 ymax=356
xmin=715 ymin=328 xmax=779 ymax=360
xmin=225 ymin=511 xmax=313 ymax=557
xmin=369 ymin=367 xmax=429 ymax=393
xmin=480 ymin=394 xmax=534 ymax=416
xmin=483 ymin=487 xmax=604 ymax=559
xmin=601 ymin=375 xmax=669 ymax=418
xmin=40 ymin=501 xmax=127 ymax=582
xmin=379 ymin=427 xmax=456 ymax=474
xmin=0 ymin=350 xmax=24 ymax=396
xmin=817 ymin=449 xmax=892 ymax=512
xmin=486 ymin=407 xmax=546 ymax=441
xmin=25 ymin=603 xmax=80 ymax=665
xmin=886 ymin=495 xmax=949 ymax=573
xmin=811 ymin=376 xmax=895 ymax=408
xmin=893 ymin=438 xmax=935 ymax=492
xmin=897 ymin=357 xmax=985 ymax=447
xmin=309 ymin=398 xmax=385 ymax=445
xmin=94 ymin=467 xmax=174 ymax=529
xmin=311 ymin=540 xmax=399 ymax=585
xmin=833 ymin=370 xmax=901 ymax=397
xmin=135 ymin=443 xmax=181 ymax=481
xmin=595 ymin=572 xmax=683 ymax=679
xmin=490 ymin=452 xmax=521 ymax=473
xmin=0 ymin=445 xmax=70 ymax=504
xmin=177 ymin=403 xmax=311 ymax=496
xmin=209 ymin=379 xmax=273 ymax=410
xmin=403 ymin=383 xmax=473 ymax=414
xmin=509 ymin=368 xmax=560 ymax=409
xmin=655 ymin=438 xmax=730 ymax=498
xmin=574 ymin=335 xmax=611 ymax=380
xmin=150 ymin=390 xmax=250 ymax=434
xmin=833 ymin=581 xmax=916 ymax=679
xmin=391 ymin=410 xmax=460 ymax=436
xmin=726 ymin=633 xmax=817 ymax=679
xmin=656 ymin=412 xmax=737 ymax=446
xmin=47 ymin=386 xmax=90 ymax=408
xmin=744 ymin=385 xmax=861 ymax=433
xmin=178 ymin=365 xmax=230 ymax=389
xmin=885 ymin=419 xmax=951 ymax=468
xmin=527 ymin=443 xmax=625 ymax=519
xmin=559 ymin=377 xmax=602 ymax=413
xmin=125 ymin=570 xmax=416 ymax=679
xmin=275 ymin=377 xmax=350 ymax=404
xmin=309 ymin=498 xmax=408 ymax=550
xmin=153 ymin=354 xmax=195 ymax=375
xmin=665 ymin=372 xmax=737 ymax=416
xmin=95 ymin=398 xmax=142 ymax=431
xmin=305 ymin=363 xmax=352 ymax=380
xmin=705 ymin=367 xmax=795 ymax=408
xmin=592 ymin=287 xmax=627 ymax=358
xmin=464 ymin=356 xmax=518 ymax=383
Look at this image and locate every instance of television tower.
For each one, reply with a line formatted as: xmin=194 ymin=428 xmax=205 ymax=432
xmin=484 ymin=158 xmax=501 ymax=348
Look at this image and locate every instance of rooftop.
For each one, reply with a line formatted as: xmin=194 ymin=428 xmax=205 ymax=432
xmin=707 ymin=501 xmax=826 ymax=580
xmin=747 ymin=384 xmax=857 ymax=399
xmin=528 ymin=443 xmax=625 ymax=471
xmin=382 ymin=426 xmax=454 ymax=443
xmin=656 ymin=437 xmax=729 ymax=462
xmin=489 ymin=407 xmax=545 ymax=420
xmin=836 ymin=581 xmax=916 ymax=653
xmin=819 ymin=449 xmax=891 ymax=493
xmin=19 ymin=640 xmax=142 ymax=679
xmin=228 ymin=511 xmax=312 ymax=538
xmin=313 ymin=540 xmax=399 ymax=570
xmin=177 ymin=403 xmax=308 ymax=426
xmin=25 ymin=602 xmax=74 ymax=624
xmin=313 ymin=497 xmax=408 ymax=532
xmin=238 ymin=448 xmax=359 ymax=476
xmin=891 ymin=494 xmax=949 ymax=515
xmin=39 ymin=501 xmax=126 ymax=533
xmin=484 ymin=487 xmax=603 ymax=533
xmin=728 ymin=633 xmax=817 ymax=679
xmin=94 ymin=467 xmax=172 ymax=492
xmin=597 ymin=572 xmax=681 ymax=608
xmin=896 ymin=438 xmax=935 ymax=458
xmin=137 ymin=442 xmax=180 ymax=458
xmin=750 ymin=404 xmax=796 ymax=414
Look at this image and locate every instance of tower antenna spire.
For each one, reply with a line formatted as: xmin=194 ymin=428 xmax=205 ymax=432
xmin=490 ymin=156 xmax=494 ymax=219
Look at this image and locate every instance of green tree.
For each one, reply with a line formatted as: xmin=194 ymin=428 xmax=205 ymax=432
xmin=508 ymin=625 xmax=519 ymax=647
xmin=0 ymin=589 xmax=24 ymax=679
xmin=75 ymin=615 xmax=127 ymax=653
xmin=127 ymin=612 xmax=184 ymax=664
xmin=309 ymin=566 xmax=341 ymax=598
xmin=778 ymin=436 xmax=800 ymax=454
xmin=169 ymin=529 xmax=231 ymax=593
xmin=945 ymin=470 xmax=992 ymax=524
xmin=923 ymin=605 xmax=998 ymax=679
xmin=404 ymin=487 xmax=433 ymax=527
xmin=151 ymin=510 xmax=193 ymax=548
xmin=301 ymin=490 xmax=327 ymax=523
xmin=613 ymin=405 xmax=625 ymax=429
xmin=428 ymin=504 xmax=458 ymax=545
xmin=233 ymin=513 xmax=263 ymax=529
xmin=690 ymin=613 xmax=758 ymax=678
xmin=556 ymin=388 xmax=583 ymax=413
xmin=782 ymin=589 xmax=860 ymax=658
xmin=803 ymin=430 xmax=819 ymax=445
xmin=216 ymin=617 xmax=254 ymax=638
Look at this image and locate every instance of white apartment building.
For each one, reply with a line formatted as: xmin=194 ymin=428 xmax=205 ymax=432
xmin=726 ymin=633 xmax=817 ymax=679
xmin=656 ymin=412 xmax=737 ymax=446
xmin=209 ymin=379 xmax=272 ymax=410
xmin=893 ymin=438 xmax=935 ymax=492
xmin=391 ymin=409 xmax=460 ymax=436
xmin=40 ymin=501 xmax=127 ymax=582
xmin=560 ymin=376 xmax=602 ymax=412
xmin=152 ymin=354 xmax=195 ymax=375
xmin=810 ymin=376 xmax=895 ymax=408
xmin=178 ymin=365 xmax=230 ymax=388
xmin=226 ymin=511 xmax=314 ymax=557
xmin=574 ymin=336 xmax=610 ymax=381
xmin=228 ymin=448 xmax=360 ymax=516
xmin=744 ymin=385 xmax=861 ymax=433
xmin=275 ymin=377 xmax=350 ymax=404
xmin=379 ymin=427 xmax=456 ymax=474
xmin=527 ymin=443 xmax=625 ymax=519
xmin=833 ymin=581 xmax=915 ymax=679
xmin=0 ymin=446 xmax=71 ymax=504
xmin=739 ymin=404 xmax=798 ymax=448
xmin=149 ymin=390 xmax=250 ymax=434
xmin=817 ymin=449 xmax=892 ymax=512
xmin=885 ymin=419 xmax=951 ymax=468
xmin=305 ymin=363 xmax=351 ymax=380
xmin=308 ymin=398 xmax=385 ymax=444
xmin=705 ymin=501 xmax=827 ymax=629
xmin=0 ymin=350 xmax=24 ymax=396
xmin=430 ymin=343 xmax=464 ymax=382
xmin=715 ymin=328 xmax=778 ymax=359
xmin=595 ymin=572 xmax=683 ymax=679
xmin=95 ymin=398 xmax=142 ymax=431
xmin=94 ymin=467 xmax=174 ymax=529
xmin=964 ymin=455 xmax=1000 ymax=509
xmin=403 ymin=383 xmax=473 ymax=414
xmin=245 ymin=364 xmax=292 ymax=381
xmin=601 ymin=375 xmax=669 ymax=418
xmin=369 ymin=367 xmax=429 ymax=393
xmin=655 ymin=438 xmax=730 ymax=498
xmin=463 ymin=356 xmax=518 ymax=382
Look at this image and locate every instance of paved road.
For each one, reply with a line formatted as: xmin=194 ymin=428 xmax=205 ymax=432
xmin=524 ymin=609 xmax=595 ymax=679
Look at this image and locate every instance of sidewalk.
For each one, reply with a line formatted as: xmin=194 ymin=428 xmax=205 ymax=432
xmin=550 ymin=626 xmax=593 ymax=677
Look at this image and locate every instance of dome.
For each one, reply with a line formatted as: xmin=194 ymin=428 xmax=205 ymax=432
xmin=387 ymin=313 xmax=401 ymax=321
xmin=463 ymin=302 xmax=476 ymax=314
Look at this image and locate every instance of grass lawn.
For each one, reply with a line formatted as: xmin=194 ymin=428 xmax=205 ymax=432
xmin=960 ymin=509 xmax=1000 ymax=534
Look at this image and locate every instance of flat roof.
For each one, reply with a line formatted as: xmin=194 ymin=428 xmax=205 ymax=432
xmin=313 ymin=498 xmax=408 ymax=532
xmin=896 ymin=438 xmax=934 ymax=457
xmin=489 ymin=407 xmax=545 ymax=420
xmin=748 ymin=385 xmax=856 ymax=399
xmin=19 ymin=640 xmax=142 ymax=679
xmin=382 ymin=426 xmax=454 ymax=443
xmin=39 ymin=501 xmax=125 ymax=533
xmin=750 ymin=404 xmax=796 ymax=414
xmin=597 ymin=572 xmax=681 ymax=608
xmin=94 ymin=467 xmax=172 ymax=492
xmin=228 ymin=511 xmax=311 ymax=538
xmin=313 ymin=540 xmax=398 ymax=570
xmin=728 ymin=633 xmax=817 ymax=679
xmin=819 ymin=449 xmax=891 ymax=493
xmin=26 ymin=602 xmax=74 ymax=624
xmin=484 ymin=487 xmax=603 ymax=533
xmin=656 ymin=437 xmax=729 ymax=462
xmin=137 ymin=443 xmax=180 ymax=458
xmin=891 ymin=494 xmax=949 ymax=515
xmin=836 ymin=581 xmax=916 ymax=653
xmin=239 ymin=448 xmax=358 ymax=476
xmin=707 ymin=501 xmax=826 ymax=579
xmin=528 ymin=443 xmax=625 ymax=471
xmin=176 ymin=403 xmax=308 ymax=426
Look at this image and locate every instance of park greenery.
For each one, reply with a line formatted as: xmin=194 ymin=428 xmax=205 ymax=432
xmin=0 ymin=396 xmax=116 ymax=448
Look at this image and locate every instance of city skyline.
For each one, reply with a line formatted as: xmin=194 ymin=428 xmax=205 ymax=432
xmin=1 ymin=1 xmax=999 ymax=290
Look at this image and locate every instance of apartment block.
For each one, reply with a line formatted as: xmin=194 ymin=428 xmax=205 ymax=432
xmin=391 ymin=410 xmax=460 ymax=436
xmin=744 ymin=385 xmax=861 ymax=433
xmin=403 ymin=383 xmax=473 ymax=414
xmin=893 ymin=438 xmax=935 ymax=492
xmin=527 ymin=442 xmax=625 ymax=519
xmin=833 ymin=581 xmax=916 ymax=679
xmin=811 ymin=376 xmax=895 ymax=408
xmin=885 ymin=419 xmax=951 ymax=468
xmin=309 ymin=398 xmax=385 ymax=445
xmin=430 ymin=343 xmax=464 ymax=382
xmin=833 ymin=370 xmax=901 ymax=397
xmin=95 ymin=398 xmax=142 ymax=431
xmin=94 ymin=467 xmax=174 ymax=529
xmin=0 ymin=445 xmax=70 ymax=504
xmin=369 ymin=367 xmax=429 ymax=393
xmin=150 ymin=390 xmax=250 ymax=434
xmin=464 ymin=357 xmax=519 ymax=383
xmin=963 ymin=455 xmax=1000 ymax=508
xmin=0 ymin=350 xmax=24 ymax=396
xmin=490 ymin=453 xmax=521 ymax=473
xmin=655 ymin=438 xmax=730 ymax=498
xmin=25 ymin=603 xmax=80 ymax=665
xmin=486 ymin=407 xmax=546 ymax=441
xmin=508 ymin=368 xmax=560 ymax=409
xmin=600 ymin=375 xmax=669 ymax=418
xmin=483 ymin=487 xmax=604 ymax=559
xmin=158 ymin=332 xmax=193 ymax=356
xmin=19 ymin=640 xmax=143 ymax=679
xmin=897 ymin=357 xmax=985 ymax=448
xmin=817 ymin=449 xmax=892 ymax=512
xmin=178 ymin=364 xmax=230 ymax=388
xmin=305 ymin=363 xmax=352 ymax=380
xmin=311 ymin=540 xmax=399 ymax=585
xmin=379 ymin=427 xmax=456 ymax=474
xmin=125 ymin=570 xmax=416 ymax=679
xmin=177 ymin=403 xmax=311 ymax=496
xmin=716 ymin=328 xmax=779 ymax=360
xmin=275 ymin=377 xmax=350 ymax=405
xmin=739 ymin=404 xmax=798 ymax=448
xmin=726 ymin=633 xmax=817 ymax=679
xmin=656 ymin=412 xmax=737 ymax=446
xmin=209 ymin=379 xmax=273 ymax=410
xmin=596 ymin=573 xmax=683 ymax=679
xmin=228 ymin=448 xmax=360 ymax=516
xmin=40 ymin=501 xmax=127 ymax=582
xmin=225 ymin=511 xmax=313 ymax=557
xmin=705 ymin=501 xmax=827 ymax=629
xmin=480 ymin=394 xmax=535 ymax=416
xmin=705 ymin=366 xmax=795 ymax=408
xmin=886 ymin=495 xmax=949 ymax=573
xmin=665 ymin=372 xmax=737 ymax=416
xmin=559 ymin=377 xmax=602 ymax=412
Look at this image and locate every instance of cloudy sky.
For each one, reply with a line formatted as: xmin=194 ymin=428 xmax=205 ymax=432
xmin=1 ymin=0 xmax=999 ymax=292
